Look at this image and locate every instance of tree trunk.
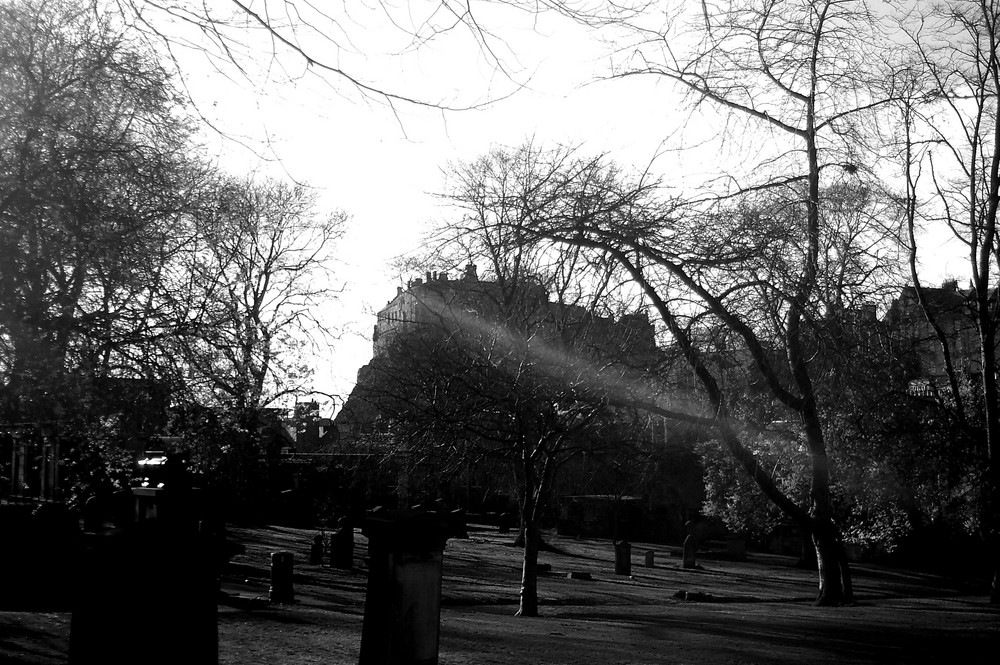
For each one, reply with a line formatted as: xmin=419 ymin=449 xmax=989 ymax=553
xmin=812 ymin=523 xmax=853 ymax=606
xmin=989 ymin=475 xmax=1000 ymax=605
xmin=516 ymin=520 xmax=541 ymax=617
xmin=974 ymin=282 xmax=1000 ymax=605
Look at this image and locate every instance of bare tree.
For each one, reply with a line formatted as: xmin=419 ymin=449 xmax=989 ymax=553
xmin=109 ymin=0 xmax=583 ymax=111
xmin=894 ymin=0 xmax=1000 ymax=603
xmin=462 ymin=140 xmax=908 ymax=606
xmin=172 ymin=175 xmax=345 ymax=415
xmin=524 ymin=0 xmax=913 ymax=606
xmin=347 ymin=146 xmax=657 ymax=616
xmin=363 ymin=310 xmax=645 ymax=617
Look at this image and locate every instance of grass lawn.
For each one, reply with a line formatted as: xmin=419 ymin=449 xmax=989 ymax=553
xmin=2 ymin=522 xmax=998 ymax=664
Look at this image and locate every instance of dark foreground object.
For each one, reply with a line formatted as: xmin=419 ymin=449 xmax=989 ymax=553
xmin=70 ymin=480 xmax=223 ymax=665
xmin=0 ymin=502 xmax=81 ymax=610
xmin=69 ymin=522 xmax=218 ymax=664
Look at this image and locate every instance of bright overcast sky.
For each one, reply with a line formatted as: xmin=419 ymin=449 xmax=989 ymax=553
xmin=149 ymin=1 xmax=706 ymax=411
xmin=145 ymin=0 xmax=966 ymax=413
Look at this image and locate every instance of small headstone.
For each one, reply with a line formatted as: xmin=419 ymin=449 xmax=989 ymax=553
xmin=497 ymin=512 xmax=514 ymax=534
xmin=682 ymin=534 xmax=697 ymax=569
xmin=614 ymin=540 xmax=632 ymax=576
xmin=644 ymin=550 xmax=655 ymax=567
xmin=83 ymin=495 xmax=103 ymax=532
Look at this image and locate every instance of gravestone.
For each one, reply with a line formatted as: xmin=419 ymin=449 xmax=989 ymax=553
xmin=682 ymin=535 xmax=697 ymax=569
xmin=614 ymin=540 xmax=632 ymax=576
xmin=269 ymin=551 xmax=294 ymax=603
xmin=682 ymin=518 xmax=708 ymax=569
xmin=359 ymin=511 xmax=448 ymax=665
xmin=448 ymin=508 xmax=468 ymax=539
xmin=309 ymin=534 xmax=325 ymax=565
xmin=330 ymin=517 xmax=354 ymax=569
xmin=497 ymin=512 xmax=514 ymax=534
xmin=644 ymin=550 xmax=655 ymax=568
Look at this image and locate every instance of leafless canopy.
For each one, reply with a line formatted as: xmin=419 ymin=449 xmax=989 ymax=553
xmin=108 ymin=0 xmax=602 ymax=111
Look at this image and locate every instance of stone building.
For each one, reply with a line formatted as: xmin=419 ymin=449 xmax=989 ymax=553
xmin=332 ymin=265 xmax=677 ymax=512
xmin=338 ymin=263 xmax=658 ymax=440
xmin=884 ymin=279 xmax=987 ymax=394
xmin=372 ymin=263 xmax=545 ymax=356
